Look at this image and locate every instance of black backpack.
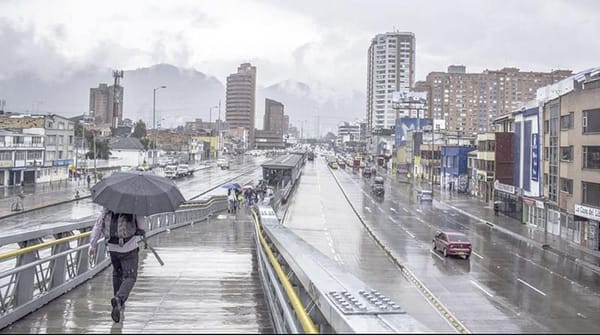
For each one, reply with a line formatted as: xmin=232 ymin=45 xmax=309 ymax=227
xmin=103 ymin=211 xmax=137 ymax=246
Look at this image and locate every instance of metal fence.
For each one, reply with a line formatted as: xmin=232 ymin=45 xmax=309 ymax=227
xmin=0 ymin=195 xmax=228 ymax=330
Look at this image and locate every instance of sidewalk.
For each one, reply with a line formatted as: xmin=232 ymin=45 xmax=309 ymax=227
xmin=0 ymin=162 xmax=216 ymax=220
xmin=0 ymin=180 xmax=90 ymax=219
xmin=419 ymin=180 xmax=600 ymax=273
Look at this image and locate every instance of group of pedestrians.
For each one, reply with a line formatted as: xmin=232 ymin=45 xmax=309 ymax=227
xmin=227 ymin=180 xmax=270 ymax=214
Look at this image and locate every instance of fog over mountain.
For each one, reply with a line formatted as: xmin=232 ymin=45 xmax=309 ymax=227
xmin=0 ymin=64 xmax=364 ymax=136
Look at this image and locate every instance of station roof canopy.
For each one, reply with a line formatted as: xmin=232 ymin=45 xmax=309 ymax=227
xmin=261 ymin=154 xmax=303 ymax=170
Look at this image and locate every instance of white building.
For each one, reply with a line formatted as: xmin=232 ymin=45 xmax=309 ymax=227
xmin=108 ymin=137 xmax=147 ymax=168
xmin=392 ymin=91 xmax=427 ymax=119
xmin=337 ymin=122 xmax=361 ymax=147
xmin=0 ymin=129 xmax=45 ymax=186
xmin=366 ymin=31 xmax=416 ymax=132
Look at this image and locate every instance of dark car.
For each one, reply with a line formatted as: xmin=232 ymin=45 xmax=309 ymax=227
xmin=432 ymin=231 xmax=472 ymax=259
xmin=362 ymin=166 xmax=372 ymax=177
xmin=371 ymin=176 xmax=384 ymax=196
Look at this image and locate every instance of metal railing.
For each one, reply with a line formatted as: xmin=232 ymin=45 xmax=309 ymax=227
xmin=0 ymin=195 xmax=228 ymax=330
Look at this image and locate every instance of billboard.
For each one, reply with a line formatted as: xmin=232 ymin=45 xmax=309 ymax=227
xmin=395 ymin=118 xmax=430 ymax=147
xmin=531 ymin=133 xmax=539 ymax=182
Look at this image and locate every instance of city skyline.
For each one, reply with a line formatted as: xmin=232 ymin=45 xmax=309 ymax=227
xmin=1 ymin=0 xmax=597 ymax=97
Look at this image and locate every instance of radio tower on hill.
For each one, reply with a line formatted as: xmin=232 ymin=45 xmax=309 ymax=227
xmin=112 ymin=70 xmax=124 ymax=129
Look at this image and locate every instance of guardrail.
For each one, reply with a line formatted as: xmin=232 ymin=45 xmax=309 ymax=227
xmin=253 ymin=204 xmax=430 ymax=333
xmin=0 ymin=195 xmax=228 ymax=330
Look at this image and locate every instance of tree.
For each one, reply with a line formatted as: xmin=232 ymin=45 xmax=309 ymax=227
xmin=84 ymin=132 xmax=111 ymax=159
xmin=132 ymin=120 xmax=147 ymax=139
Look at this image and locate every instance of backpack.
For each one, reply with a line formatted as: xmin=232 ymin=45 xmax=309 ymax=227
xmin=103 ymin=211 xmax=137 ymax=246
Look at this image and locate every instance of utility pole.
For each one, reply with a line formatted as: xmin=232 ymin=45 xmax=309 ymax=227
xmin=93 ymin=130 xmax=97 ymax=182
xmin=217 ymin=99 xmax=221 ymax=158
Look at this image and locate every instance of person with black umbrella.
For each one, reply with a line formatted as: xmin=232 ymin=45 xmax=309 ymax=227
xmin=88 ymin=171 xmax=185 ymax=323
xmin=88 ymin=209 xmax=146 ymax=323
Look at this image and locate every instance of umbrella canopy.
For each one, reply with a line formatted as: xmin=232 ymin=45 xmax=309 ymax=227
xmin=242 ymin=184 xmax=254 ymax=189
xmin=221 ymin=183 xmax=241 ymax=190
xmin=91 ymin=171 xmax=186 ymax=216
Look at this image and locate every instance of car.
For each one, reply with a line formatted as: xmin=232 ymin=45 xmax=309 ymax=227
xmin=416 ymin=189 xmax=433 ymax=202
xmin=371 ymin=176 xmax=384 ymax=197
xmin=217 ymin=159 xmax=230 ymax=170
xmin=362 ymin=167 xmax=372 ymax=177
xmin=329 ymin=161 xmax=338 ymax=169
xmin=432 ymin=231 xmax=472 ymax=259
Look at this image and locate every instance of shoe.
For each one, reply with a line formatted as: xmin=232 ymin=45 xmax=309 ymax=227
xmin=111 ymin=296 xmax=122 ymax=323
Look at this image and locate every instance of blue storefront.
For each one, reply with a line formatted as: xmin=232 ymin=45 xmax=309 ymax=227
xmin=441 ymin=146 xmax=476 ymax=193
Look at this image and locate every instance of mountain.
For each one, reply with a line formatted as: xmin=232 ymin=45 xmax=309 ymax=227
xmin=0 ymin=64 xmax=365 ymax=134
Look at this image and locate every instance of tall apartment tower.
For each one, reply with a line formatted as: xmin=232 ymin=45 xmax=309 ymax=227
xmin=226 ymin=63 xmax=257 ymax=147
xmin=264 ymin=98 xmax=285 ymax=134
xmin=89 ymin=83 xmax=124 ymax=127
xmin=366 ymin=32 xmax=416 ymax=132
xmin=425 ymin=66 xmax=571 ymax=134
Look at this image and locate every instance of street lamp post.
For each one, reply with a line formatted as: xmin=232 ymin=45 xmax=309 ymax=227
xmin=153 ymin=86 xmax=167 ymax=167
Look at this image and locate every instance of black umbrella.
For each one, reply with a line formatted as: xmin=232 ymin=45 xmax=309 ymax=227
xmin=91 ymin=171 xmax=186 ymax=216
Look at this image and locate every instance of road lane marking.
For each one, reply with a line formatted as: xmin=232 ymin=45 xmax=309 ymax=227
xmin=416 ymin=217 xmax=425 ymax=223
xmin=430 ymin=250 xmax=445 ymax=261
xmin=364 ymin=206 xmax=372 ymax=213
xmin=517 ymin=278 xmax=546 ymax=296
xmin=471 ymin=251 xmax=483 ymax=259
xmin=377 ymin=206 xmax=383 ymax=211
xmin=390 ymin=208 xmax=397 ymax=213
xmin=388 ymin=216 xmax=397 ymax=223
xmin=402 ymin=207 xmax=408 ymax=212
xmin=416 ymin=208 xmax=422 ymax=213
xmin=470 ymin=280 xmax=494 ymax=297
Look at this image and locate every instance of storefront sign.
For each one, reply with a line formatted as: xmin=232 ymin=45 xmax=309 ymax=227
xmin=494 ymin=180 xmax=515 ymax=194
xmin=523 ymin=197 xmax=545 ymax=209
xmin=0 ymin=161 xmax=13 ymax=168
xmin=575 ymin=204 xmax=600 ymax=221
xmin=531 ymin=134 xmax=539 ymax=182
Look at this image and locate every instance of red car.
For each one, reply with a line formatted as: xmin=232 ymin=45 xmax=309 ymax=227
xmin=432 ymin=231 xmax=472 ymax=259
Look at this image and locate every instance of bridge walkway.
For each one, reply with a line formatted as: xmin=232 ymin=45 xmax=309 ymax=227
xmin=0 ymin=211 xmax=273 ymax=333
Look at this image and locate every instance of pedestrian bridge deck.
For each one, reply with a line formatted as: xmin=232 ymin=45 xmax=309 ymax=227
xmin=0 ymin=212 xmax=273 ymax=333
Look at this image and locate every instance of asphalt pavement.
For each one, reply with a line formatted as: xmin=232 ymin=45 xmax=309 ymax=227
xmin=3 ymin=161 xmax=599 ymax=275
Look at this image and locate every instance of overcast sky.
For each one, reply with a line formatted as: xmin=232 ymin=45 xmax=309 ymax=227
xmin=1 ymin=0 xmax=599 ymax=95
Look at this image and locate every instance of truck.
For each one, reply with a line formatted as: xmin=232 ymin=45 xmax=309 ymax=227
xmin=164 ymin=165 xmax=178 ymax=179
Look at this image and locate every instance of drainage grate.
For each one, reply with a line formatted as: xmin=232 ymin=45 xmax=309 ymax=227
xmin=327 ymin=289 xmax=405 ymax=315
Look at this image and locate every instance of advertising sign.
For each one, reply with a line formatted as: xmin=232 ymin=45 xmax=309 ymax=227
xmin=531 ymin=133 xmax=539 ymax=182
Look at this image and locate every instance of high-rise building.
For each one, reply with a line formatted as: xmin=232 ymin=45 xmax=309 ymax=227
xmin=425 ymin=66 xmax=571 ymax=135
xmin=366 ymin=32 xmax=416 ymax=132
xmin=89 ymin=83 xmax=123 ymax=127
xmin=264 ymin=98 xmax=285 ymax=134
xmin=226 ymin=63 xmax=257 ymax=147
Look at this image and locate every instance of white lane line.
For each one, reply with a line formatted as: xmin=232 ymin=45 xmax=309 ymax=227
xmin=390 ymin=208 xmax=398 ymax=213
xmin=430 ymin=250 xmax=445 ymax=261
xmin=416 ymin=217 xmax=425 ymax=223
xmin=517 ymin=278 xmax=547 ymax=296
xmin=377 ymin=206 xmax=383 ymax=211
xmin=470 ymin=280 xmax=494 ymax=297
xmin=471 ymin=251 xmax=484 ymax=259
xmin=388 ymin=216 xmax=398 ymax=223
xmin=416 ymin=208 xmax=422 ymax=213
xmin=402 ymin=207 xmax=408 ymax=212
xmin=364 ymin=206 xmax=372 ymax=213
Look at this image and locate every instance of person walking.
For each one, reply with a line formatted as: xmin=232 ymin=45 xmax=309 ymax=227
xmin=88 ymin=207 xmax=146 ymax=323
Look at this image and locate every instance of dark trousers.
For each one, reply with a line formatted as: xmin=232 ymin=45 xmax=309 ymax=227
xmin=109 ymin=247 xmax=139 ymax=304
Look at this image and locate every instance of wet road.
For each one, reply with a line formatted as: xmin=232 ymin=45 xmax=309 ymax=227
xmin=0 ymin=156 xmax=266 ymax=235
xmin=325 ymin=158 xmax=600 ymax=333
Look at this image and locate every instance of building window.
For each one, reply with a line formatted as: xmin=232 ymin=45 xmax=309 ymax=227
xmin=582 ymin=181 xmax=600 ymax=207
xmin=583 ymin=109 xmax=600 ymax=133
xmin=560 ymin=146 xmax=573 ymax=161
xmin=27 ymin=151 xmax=42 ymax=160
xmin=14 ymin=136 xmax=24 ymax=144
xmin=32 ymin=136 xmax=42 ymax=144
xmin=544 ymin=173 xmax=548 ymax=185
xmin=583 ymin=146 xmax=600 ymax=169
xmin=560 ymin=113 xmax=574 ymax=130
xmin=47 ymin=135 xmax=56 ymax=145
xmin=544 ymin=120 xmax=549 ymax=133
xmin=0 ymin=151 xmax=11 ymax=160
xmin=15 ymin=151 xmax=26 ymax=160
xmin=544 ymin=147 xmax=548 ymax=160
xmin=560 ymin=178 xmax=573 ymax=194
